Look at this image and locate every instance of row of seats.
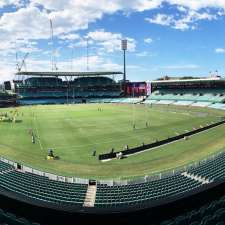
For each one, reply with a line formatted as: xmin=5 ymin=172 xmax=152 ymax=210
xmin=18 ymin=91 xmax=121 ymax=99
xmin=0 ymin=161 xmax=14 ymax=172
xmin=161 ymin=195 xmax=225 ymax=225
xmin=0 ymin=155 xmax=225 ymax=212
xmin=94 ymin=153 xmax=225 ymax=208
xmin=88 ymin=98 xmax=142 ymax=104
xmin=0 ymin=160 xmax=88 ymax=207
xmin=0 ymin=92 xmax=16 ymax=100
xmin=18 ymin=98 xmax=142 ymax=105
xmin=148 ymin=89 xmax=225 ymax=103
xmin=188 ymin=154 xmax=225 ymax=181
xmin=21 ymin=77 xmax=116 ymax=88
xmin=209 ymin=103 xmax=225 ymax=110
xmin=17 ymin=98 xmax=83 ymax=105
xmin=0 ymin=208 xmax=39 ymax=225
xmin=143 ymin=99 xmax=225 ymax=111
xmin=95 ymin=175 xmax=201 ymax=208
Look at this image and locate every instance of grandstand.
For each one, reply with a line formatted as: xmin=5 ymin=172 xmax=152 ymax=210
xmin=0 ymin=73 xmax=224 ymax=224
xmin=0 ymin=149 xmax=225 ymax=214
xmin=145 ymin=77 xmax=225 ymax=109
xmin=0 ymin=91 xmax=17 ymax=107
xmin=15 ymin=71 xmax=124 ymax=104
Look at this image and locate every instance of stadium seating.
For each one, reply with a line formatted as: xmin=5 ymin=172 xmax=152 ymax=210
xmin=0 ymin=208 xmax=40 ymax=225
xmin=86 ymin=98 xmax=141 ymax=104
xmin=95 ymin=175 xmax=201 ymax=208
xmin=0 ymin=160 xmax=14 ymax=172
xmin=16 ymin=77 xmax=122 ymax=100
xmin=0 ymin=91 xmax=16 ymax=106
xmin=0 ymin=167 xmax=88 ymax=206
xmin=160 ymin=194 xmax=225 ymax=225
xmin=18 ymin=98 xmax=141 ymax=105
xmin=109 ymin=98 xmax=142 ymax=104
xmin=187 ymin=154 xmax=225 ymax=181
xmin=172 ymin=101 xmax=194 ymax=106
xmin=147 ymin=89 xmax=225 ymax=104
xmin=144 ymin=99 xmax=158 ymax=104
xmin=18 ymin=98 xmax=83 ymax=105
xmin=0 ymin=154 xmax=224 ymax=209
xmin=73 ymin=76 xmax=115 ymax=86
xmin=94 ymin=153 xmax=225 ymax=209
xmin=154 ymin=100 xmax=175 ymax=105
xmin=18 ymin=91 xmax=122 ymax=99
xmin=23 ymin=77 xmax=63 ymax=88
xmin=209 ymin=103 xmax=225 ymax=110
xmin=1 ymin=153 xmax=225 ymax=212
xmin=191 ymin=102 xmax=212 ymax=107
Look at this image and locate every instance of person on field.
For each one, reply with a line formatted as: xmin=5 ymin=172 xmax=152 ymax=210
xmin=32 ymin=135 xmax=35 ymax=144
xmin=92 ymin=150 xmax=96 ymax=156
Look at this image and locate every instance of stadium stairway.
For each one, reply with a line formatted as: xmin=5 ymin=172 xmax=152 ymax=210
xmin=182 ymin=171 xmax=211 ymax=185
xmin=83 ymin=184 xmax=97 ymax=208
xmin=187 ymin=154 xmax=225 ymax=181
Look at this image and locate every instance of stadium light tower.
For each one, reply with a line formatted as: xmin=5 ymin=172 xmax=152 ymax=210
xmin=121 ymin=39 xmax=127 ymax=95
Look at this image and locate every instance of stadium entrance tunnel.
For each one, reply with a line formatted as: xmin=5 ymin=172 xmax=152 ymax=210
xmin=99 ymin=119 xmax=225 ymax=161
xmin=89 ymin=180 xmax=97 ymax=185
xmin=17 ymin=163 xmax=22 ymax=170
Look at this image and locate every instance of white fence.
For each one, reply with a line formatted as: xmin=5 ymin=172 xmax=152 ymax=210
xmin=0 ymin=148 xmax=224 ymax=186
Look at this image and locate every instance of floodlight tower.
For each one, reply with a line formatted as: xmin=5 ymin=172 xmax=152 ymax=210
xmin=86 ymin=38 xmax=89 ymax=71
xmin=50 ymin=19 xmax=58 ymax=71
xmin=121 ymin=39 xmax=127 ymax=95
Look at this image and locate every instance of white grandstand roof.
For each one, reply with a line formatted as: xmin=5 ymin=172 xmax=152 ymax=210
xmin=150 ymin=77 xmax=225 ymax=83
xmin=16 ymin=71 xmax=123 ymax=77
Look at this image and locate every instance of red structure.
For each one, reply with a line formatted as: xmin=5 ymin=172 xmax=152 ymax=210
xmin=126 ymin=82 xmax=147 ymax=97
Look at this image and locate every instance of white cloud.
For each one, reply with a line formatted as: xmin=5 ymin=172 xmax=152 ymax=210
xmin=168 ymin=0 xmax=225 ymax=11
xmin=0 ymin=7 xmax=49 ymax=39
xmin=0 ymin=59 xmax=15 ymax=82
xmin=144 ymin=38 xmax=153 ymax=44
xmin=87 ymin=29 xmax=136 ymax=52
xmin=0 ymin=0 xmax=22 ymax=8
xmin=146 ymin=10 xmax=218 ymax=30
xmin=146 ymin=14 xmax=174 ymax=26
xmin=0 ymin=0 xmax=225 ymax=82
xmin=177 ymin=6 xmax=188 ymax=12
xmin=162 ymin=64 xmax=200 ymax=70
xmin=215 ymin=48 xmax=225 ymax=53
xmin=0 ymin=0 xmax=223 ymax=52
xmin=27 ymin=55 xmax=122 ymax=73
xmin=136 ymin=51 xmax=149 ymax=57
xmin=30 ymin=0 xmax=162 ymax=13
xmin=59 ymin=33 xmax=80 ymax=41
xmin=0 ymin=53 xmax=123 ymax=83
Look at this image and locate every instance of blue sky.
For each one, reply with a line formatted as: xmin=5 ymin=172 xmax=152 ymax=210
xmin=1 ymin=0 xmax=225 ymax=82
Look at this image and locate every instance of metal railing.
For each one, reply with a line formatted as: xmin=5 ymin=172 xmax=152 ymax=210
xmin=1 ymin=147 xmax=224 ymax=186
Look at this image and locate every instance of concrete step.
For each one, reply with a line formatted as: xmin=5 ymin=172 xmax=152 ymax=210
xmin=83 ymin=185 xmax=97 ymax=208
xmin=182 ymin=171 xmax=212 ymax=184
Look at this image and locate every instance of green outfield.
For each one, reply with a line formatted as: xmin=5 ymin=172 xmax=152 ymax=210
xmin=0 ymin=103 xmax=225 ymax=179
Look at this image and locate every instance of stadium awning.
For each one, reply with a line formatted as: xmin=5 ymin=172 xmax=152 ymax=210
xmin=16 ymin=71 xmax=123 ymax=77
xmin=151 ymin=77 xmax=225 ymax=83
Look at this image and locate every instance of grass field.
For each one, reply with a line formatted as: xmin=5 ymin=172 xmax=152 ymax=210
xmin=0 ymin=103 xmax=224 ymax=179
